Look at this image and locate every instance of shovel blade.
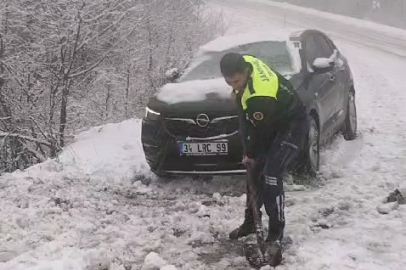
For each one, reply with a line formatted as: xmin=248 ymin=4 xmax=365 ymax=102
xmin=244 ymin=241 xmax=283 ymax=269
xmin=243 ymin=243 xmax=267 ymax=269
xmin=265 ymin=241 xmax=283 ymax=267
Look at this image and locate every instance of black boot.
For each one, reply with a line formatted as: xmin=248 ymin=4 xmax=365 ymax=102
xmin=265 ymin=221 xmax=284 ymax=267
xmin=265 ymin=239 xmax=283 ymax=267
xmin=229 ymin=209 xmax=261 ymax=239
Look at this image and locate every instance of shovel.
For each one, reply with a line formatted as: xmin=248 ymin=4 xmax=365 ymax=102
xmin=243 ymin=165 xmax=282 ymax=269
xmin=243 ymin=164 xmax=269 ymax=269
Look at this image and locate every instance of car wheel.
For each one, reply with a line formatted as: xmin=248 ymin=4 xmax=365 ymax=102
xmin=342 ymin=91 xmax=357 ymax=140
xmin=306 ymin=115 xmax=320 ymax=176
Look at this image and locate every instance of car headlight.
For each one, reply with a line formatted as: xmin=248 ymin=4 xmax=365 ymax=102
xmin=145 ymin=107 xmax=161 ymax=121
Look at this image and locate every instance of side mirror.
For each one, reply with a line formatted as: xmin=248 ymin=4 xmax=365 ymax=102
xmin=312 ymin=57 xmax=335 ymax=73
xmin=164 ymin=68 xmax=180 ymax=82
xmin=313 ymin=57 xmax=334 ymax=68
xmin=311 ymin=49 xmax=339 ymax=74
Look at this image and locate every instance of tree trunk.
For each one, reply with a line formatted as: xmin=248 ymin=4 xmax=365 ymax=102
xmin=147 ymin=18 xmax=155 ymax=90
xmin=105 ymin=83 xmax=111 ymax=121
xmin=59 ymin=77 xmax=70 ymax=147
xmin=125 ymin=66 xmax=130 ymax=118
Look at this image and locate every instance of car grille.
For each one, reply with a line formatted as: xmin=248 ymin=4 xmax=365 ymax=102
xmin=163 ymin=116 xmax=239 ymax=138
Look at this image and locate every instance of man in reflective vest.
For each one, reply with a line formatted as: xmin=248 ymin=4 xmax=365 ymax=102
xmin=220 ymin=53 xmax=308 ymax=262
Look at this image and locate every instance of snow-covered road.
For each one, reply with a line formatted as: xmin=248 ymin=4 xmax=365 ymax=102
xmin=1 ymin=1 xmax=406 ymax=269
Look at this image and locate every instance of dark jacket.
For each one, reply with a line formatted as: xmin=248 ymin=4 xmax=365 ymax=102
xmin=236 ymin=68 xmax=306 ymax=159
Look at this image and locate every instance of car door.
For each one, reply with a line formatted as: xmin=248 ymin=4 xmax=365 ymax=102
xmin=324 ymin=35 xmax=351 ymax=121
xmin=313 ymin=33 xmax=345 ymax=121
xmin=303 ymin=33 xmax=339 ymax=133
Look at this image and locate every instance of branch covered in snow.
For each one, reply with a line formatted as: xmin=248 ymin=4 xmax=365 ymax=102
xmin=0 ymin=132 xmax=53 ymax=147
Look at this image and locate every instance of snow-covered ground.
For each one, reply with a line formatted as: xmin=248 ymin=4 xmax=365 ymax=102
xmin=1 ymin=1 xmax=406 ymax=269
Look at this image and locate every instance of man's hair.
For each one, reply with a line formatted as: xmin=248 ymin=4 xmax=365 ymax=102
xmin=220 ymin=52 xmax=247 ymax=77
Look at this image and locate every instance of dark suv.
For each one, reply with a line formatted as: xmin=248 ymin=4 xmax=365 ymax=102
xmin=141 ymin=29 xmax=357 ymax=177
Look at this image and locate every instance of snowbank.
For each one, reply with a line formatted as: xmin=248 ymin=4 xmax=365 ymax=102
xmin=141 ymin=252 xmax=167 ymax=270
xmin=0 ymin=119 xmax=250 ymax=269
xmin=57 ymin=119 xmax=152 ymax=185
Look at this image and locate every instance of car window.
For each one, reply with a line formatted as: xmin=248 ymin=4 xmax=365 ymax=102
xmin=179 ymin=41 xmax=294 ymax=82
xmin=303 ymin=35 xmax=318 ymax=65
xmin=323 ymin=35 xmax=337 ymax=51
xmin=314 ymin=34 xmax=334 ymax=58
xmin=239 ymin=41 xmax=293 ymax=73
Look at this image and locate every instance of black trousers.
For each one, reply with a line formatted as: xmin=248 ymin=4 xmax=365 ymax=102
xmin=245 ymin=117 xmax=308 ymax=240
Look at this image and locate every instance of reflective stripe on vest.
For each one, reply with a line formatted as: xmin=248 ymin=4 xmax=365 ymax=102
xmin=241 ymin=55 xmax=279 ymax=110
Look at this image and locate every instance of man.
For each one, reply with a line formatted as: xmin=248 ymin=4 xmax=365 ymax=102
xmin=220 ymin=53 xmax=308 ymax=262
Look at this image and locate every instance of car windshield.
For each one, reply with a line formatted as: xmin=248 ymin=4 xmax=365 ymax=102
xmin=179 ymin=41 xmax=294 ymax=82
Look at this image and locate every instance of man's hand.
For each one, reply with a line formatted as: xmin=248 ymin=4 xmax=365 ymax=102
xmin=242 ymin=155 xmax=256 ymax=169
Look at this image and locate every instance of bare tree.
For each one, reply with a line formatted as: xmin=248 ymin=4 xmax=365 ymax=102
xmin=0 ymin=0 xmax=223 ymax=173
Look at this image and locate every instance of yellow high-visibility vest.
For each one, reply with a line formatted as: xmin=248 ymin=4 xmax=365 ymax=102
xmin=241 ymin=55 xmax=279 ymax=110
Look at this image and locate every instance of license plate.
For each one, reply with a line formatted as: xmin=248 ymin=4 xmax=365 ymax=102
xmin=178 ymin=141 xmax=228 ymax=156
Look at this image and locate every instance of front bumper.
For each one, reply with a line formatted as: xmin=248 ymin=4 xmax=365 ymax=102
xmin=163 ymin=169 xmax=246 ymax=175
xmin=141 ymin=118 xmax=245 ymax=176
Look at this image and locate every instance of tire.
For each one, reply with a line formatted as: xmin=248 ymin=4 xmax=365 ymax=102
xmin=292 ymin=115 xmax=320 ymax=177
xmin=305 ymin=115 xmax=320 ymax=176
xmin=342 ymin=91 xmax=357 ymax=141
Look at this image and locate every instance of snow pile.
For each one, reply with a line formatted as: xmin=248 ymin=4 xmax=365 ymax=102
xmin=377 ymin=202 xmax=399 ymax=215
xmin=259 ymin=266 xmax=272 ymax=270
xmin=141 ymin=252 xmax=177 ymax=270
xmin=377 ymin=187 xmax=406 ymax=214
xmin=142 ymin=252 xmax=166 ymax=270
xmin=57 ymin=119 xmax=152 ymax=185
xmin=0 ymin=119 xmax=251 ymax=269
xmin=156 ymin=78 xmax=232 ymax=105
xmin=164 ymin=68 xmax=179 ymax=80
xmin=160 ymin=266 xmax=177 ymax=270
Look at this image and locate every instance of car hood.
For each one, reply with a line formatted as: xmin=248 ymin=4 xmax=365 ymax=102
xmin=148 ymin=78 xmax=237 ymax=118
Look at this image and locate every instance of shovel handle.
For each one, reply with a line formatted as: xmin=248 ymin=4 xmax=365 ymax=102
xmin=245 ymin=167 xmax=269 ymax=258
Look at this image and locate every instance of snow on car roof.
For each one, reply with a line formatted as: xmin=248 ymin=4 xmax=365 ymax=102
xmin=200 ymin=30 xmax=291 ymax=53
xmin=156 ymin=78 xmax=231 ymax=105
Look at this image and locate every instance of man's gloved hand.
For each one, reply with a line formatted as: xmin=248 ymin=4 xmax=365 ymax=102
xmin=242 ymin=155 xmax=257 ymax=169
